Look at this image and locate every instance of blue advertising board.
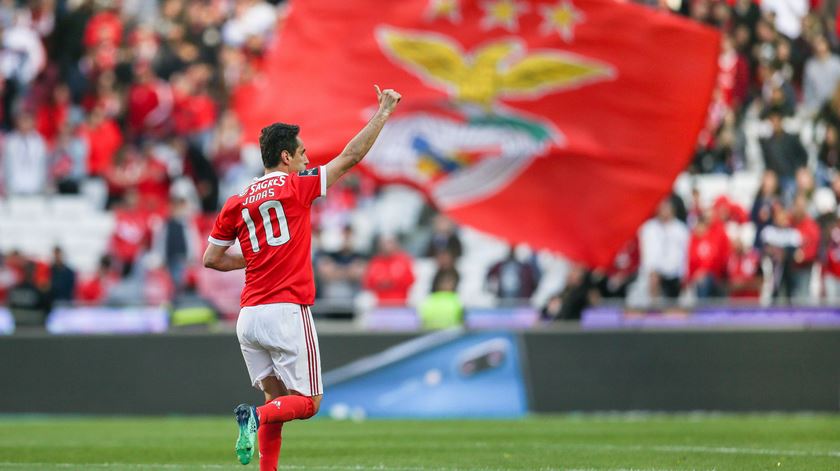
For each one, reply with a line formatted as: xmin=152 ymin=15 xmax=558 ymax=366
xmin=321 ymin=329 xmax=528 ymax=418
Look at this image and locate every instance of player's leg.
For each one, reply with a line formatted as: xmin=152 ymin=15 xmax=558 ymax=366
xmin=255 ymin=386 xmax=321 ymax=424
xmin=254 ymin=383 xmax=322 ymax=471
xmin=233 ymin=309 xmax=275 ymax=465
xmin=261 ymin=376 xmax=290 ymax=402
xmin=253 ymin=388 xmax=322 ymax=471
xmin=256 ymin=305 xmax=323 ymax=425
xmin=251 ymin=304 xmax=322 ymax=469
xmin=256 ymin=376 xmax=289 ymax=471
xmin=305 ymin=392 xmax=322 ymax=414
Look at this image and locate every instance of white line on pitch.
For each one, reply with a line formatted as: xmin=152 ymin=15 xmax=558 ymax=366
xmin=649 ymin=445 xmax=840 ymax=458
xmin=525 ymin=443 xmax=840 ymax=458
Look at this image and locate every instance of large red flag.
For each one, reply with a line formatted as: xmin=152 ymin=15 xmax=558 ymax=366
xmin=236 ymin=0 xmax=720 ymax=267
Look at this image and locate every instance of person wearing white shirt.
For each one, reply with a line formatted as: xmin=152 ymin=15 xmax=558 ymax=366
xmin=761 ymin=0 xmax=808 ymax=39
xmin=221 ymin=0 xmax=278 ymax=47
xmin=0 ymin=13 xmax=46 ymax=87
xmin=803 ymin=36 xmax=840 ymax=115
xmin=760 ymin=209 xmax=802 ymax=301
xmin=2 ymin=113 xmax=48 ymax=195
xmin=639 ymin=200 xmax=690 ymax=299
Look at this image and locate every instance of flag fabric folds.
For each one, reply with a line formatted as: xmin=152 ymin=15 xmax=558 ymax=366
xmin=236 ymin=0 xmax=720 ymax=266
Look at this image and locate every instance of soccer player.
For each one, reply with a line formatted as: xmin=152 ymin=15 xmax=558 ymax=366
xmin=203 ymin=86 xmax=401 ymax=469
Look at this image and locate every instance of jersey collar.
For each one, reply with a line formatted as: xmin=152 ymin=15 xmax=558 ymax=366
xmin=254 ymin=171 xmax=288 ymax=182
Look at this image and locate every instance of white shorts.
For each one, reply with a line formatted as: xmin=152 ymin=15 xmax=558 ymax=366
xmin=236 ymin=303 xmax=322 ymax=396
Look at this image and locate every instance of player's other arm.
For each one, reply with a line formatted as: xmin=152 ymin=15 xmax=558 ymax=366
xmin=204 ymin=201 xmax=245 ymax=272
xmin=325 ymin=85 xmax=401 ymax=188
xmin=203 ymin=243 xmax=246 ymax=272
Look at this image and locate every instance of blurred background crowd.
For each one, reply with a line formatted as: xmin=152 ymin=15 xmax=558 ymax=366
xmin=1 ymin=0 xmax=840 ymax=328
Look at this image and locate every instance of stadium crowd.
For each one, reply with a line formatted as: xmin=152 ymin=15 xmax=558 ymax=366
xmin=1 ymin=0 xmax=840 ymax=327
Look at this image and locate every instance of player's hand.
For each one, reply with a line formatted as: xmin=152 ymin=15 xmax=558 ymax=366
xmin=374 ymin=84 xmax=401 ymax=115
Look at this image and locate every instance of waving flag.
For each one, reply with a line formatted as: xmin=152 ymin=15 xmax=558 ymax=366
xmin=236 ymin=0 xmax=720 ymax=266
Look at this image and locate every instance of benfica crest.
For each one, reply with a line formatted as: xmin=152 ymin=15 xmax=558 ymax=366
xmin=236 ymin=0 xmax=720 ymax=266
xmin=366 ymin=21 xmax=614 ymax=208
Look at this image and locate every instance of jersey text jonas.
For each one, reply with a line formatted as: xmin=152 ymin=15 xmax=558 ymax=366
xmin=208 ymin=167 xmax=326 ymax=307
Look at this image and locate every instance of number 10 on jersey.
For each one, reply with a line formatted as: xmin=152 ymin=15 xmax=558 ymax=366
xmin=241 ymin=200 xmax=290 ymax=252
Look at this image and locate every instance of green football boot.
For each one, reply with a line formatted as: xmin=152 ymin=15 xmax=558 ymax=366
xmin=233 ymin=403 xmax=258 ymax=465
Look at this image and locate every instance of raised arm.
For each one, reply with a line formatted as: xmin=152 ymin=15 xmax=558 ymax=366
xmin=325 ymin=85 xmax=401 ymax=188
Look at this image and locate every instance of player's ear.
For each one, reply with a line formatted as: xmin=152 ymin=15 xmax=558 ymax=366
xmin=280 ymin=150 xmax=290 ymax=164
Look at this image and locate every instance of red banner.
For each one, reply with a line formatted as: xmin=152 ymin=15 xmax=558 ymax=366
xmin=236 ymin=0 xmax=720 ymax=266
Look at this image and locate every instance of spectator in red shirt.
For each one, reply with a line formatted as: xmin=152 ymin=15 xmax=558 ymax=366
xmin=81 ymin=71 xmax=123 ymax=117
xmin=363 ymin=235 xmax=415 ymax=306
xmin=105 ymin=146 xmax=142 ymax=205
xmin=171 ymin=69 xmax=217 ymax=150
xmin=135 ymin=143 xmax=171 ymax=212
xmin=791 ymin=194 xmax=820 ymax=300
xmin=823 ymin=218 xmax=840 ymax=301
xmin=712 ymin=195 xmax=748 ymax=225
xmin=719 ymin=33 xmax=750 ymax=109
xmin=110 ymin=190 xmax=152 ymax=276
xmin=76 ymin=255 xmax=119 ymax=305
xmin=687 ymin=215 xmax=729 ymax=298
xmin=82 ymin=3 xmax=122 ymax=50
xmin=79 ymin=105 xmax=122 ymax=177
xmin=35 ymin=84 xmax=71 ymax=147
xmin=726 ymin=230 xmax=763 ymax=300
xmin=127 ymin=62 xmax=173 ymax=139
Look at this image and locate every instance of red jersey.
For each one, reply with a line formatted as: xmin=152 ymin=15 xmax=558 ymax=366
xmin=824 ymin=225 xmax=840 ymax=278
xmin=687 ymin=225 xmax=730 ymax=281
xmin=363 ymin=252 xmax=415 ymax=304
xmin=208 ymin=168 xmax=326 ymax=307
xmin=726 ymin=248 xmax=762 ymax=299
xmin=793 ymin=216 xmax=820 ymax=267
xmin=80 ymin=119 xmax=123 ymax=176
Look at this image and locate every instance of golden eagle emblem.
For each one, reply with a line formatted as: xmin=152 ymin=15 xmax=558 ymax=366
xmin=377 ymin=27 xmax=613 ymax=108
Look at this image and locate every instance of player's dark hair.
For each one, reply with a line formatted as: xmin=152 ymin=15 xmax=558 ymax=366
xmin=259 ymin=122 xmax=300 ymax=169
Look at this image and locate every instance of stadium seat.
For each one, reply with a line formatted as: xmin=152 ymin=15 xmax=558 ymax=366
xmin=407 ymin=257 xmax=436 ymax=306
xmin=694 ymin=174 xmax=731 ymax=207
xmin=79 ymin=178 xmax=109 ymax=210
xmin=728 ymin=172 xmax=761 ymax=210
xmin=7 ymin=197 xmax=47 ymax=216
xmin=0 ymin=196 xmax=114 ymax=274
xmin=49 ymin=196 xmax=95 ymax=219
xmin=371 ymin=185 xmax=425 ymax=235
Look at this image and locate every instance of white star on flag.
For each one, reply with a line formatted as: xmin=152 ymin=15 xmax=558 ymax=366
xmin=539 ymin=0 xmax=585 ymax=42
xmin=480 ymin=0 xmax=529 ymax=32
xmin=427 ymin=0 xmax=462 ymax=23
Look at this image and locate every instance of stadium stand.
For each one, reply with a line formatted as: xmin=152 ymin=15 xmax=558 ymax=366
xmin=1 ymin=0 xmax=840 ymax=329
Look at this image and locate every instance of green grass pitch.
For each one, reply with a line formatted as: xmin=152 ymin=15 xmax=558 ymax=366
xmin=0 ymin=414 xmax=838 ymax=470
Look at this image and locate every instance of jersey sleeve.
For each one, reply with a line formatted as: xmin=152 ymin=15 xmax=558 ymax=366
xmin=208 ymin=200 xmax=237 ymax=247
xmin=295 ymin=165 xmax=327 ymax=206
